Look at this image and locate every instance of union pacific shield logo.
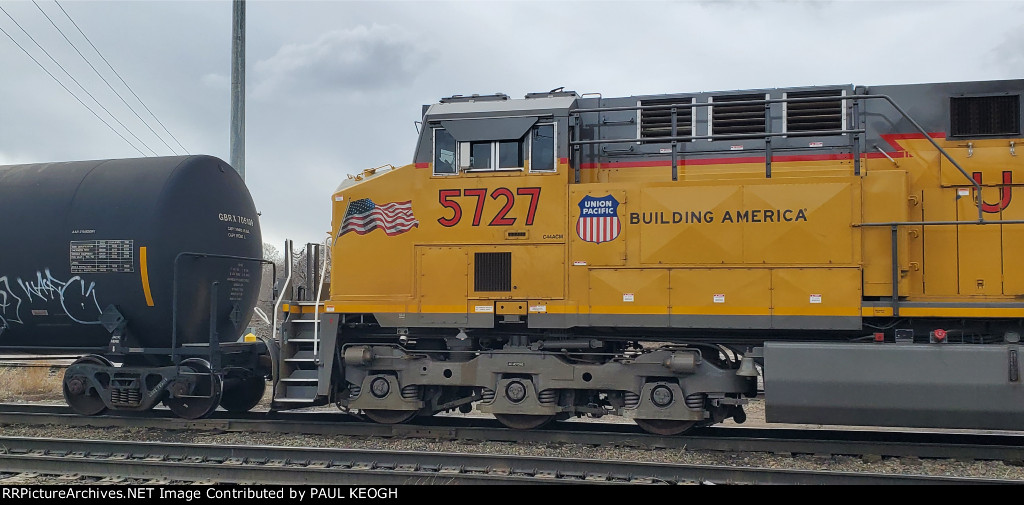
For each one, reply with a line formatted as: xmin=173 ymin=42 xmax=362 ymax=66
xmin=577 ymin=195 xmax=621 ymax=243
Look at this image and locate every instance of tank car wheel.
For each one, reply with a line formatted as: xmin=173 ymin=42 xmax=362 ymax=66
xmin=163 ymin=359 xmax=223 ymax=420
xmin=219 ymin=371 xmax=266 ymax=413
xmin=362 ymin=409 xmax=419 ymax=424
xmin=62 ymin=355 xmax=113 ymax=416
xmin=635 ymin=419 xmax=696 ymax=436
xmin=494 ymin=413 xmax=555 ymax=430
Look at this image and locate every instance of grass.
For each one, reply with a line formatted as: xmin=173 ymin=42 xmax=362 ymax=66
xmin=0 ymin=365 xmax=64 ymax=402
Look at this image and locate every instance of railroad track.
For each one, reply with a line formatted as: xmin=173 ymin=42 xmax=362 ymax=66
xmin=0 ymin=362 xmax=70 ymax=369
xmin=0 ymin=435 xmax=1014 ymax=485
xmin=1 ymin=403 xmax=1024 ymax=464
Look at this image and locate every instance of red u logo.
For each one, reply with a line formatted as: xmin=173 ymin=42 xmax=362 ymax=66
xmin=971 ymin=171 xmax=1013 ymax=213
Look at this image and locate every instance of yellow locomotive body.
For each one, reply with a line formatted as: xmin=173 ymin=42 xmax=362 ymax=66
xmin=327 ymin=92 xmax=1024 ymax=332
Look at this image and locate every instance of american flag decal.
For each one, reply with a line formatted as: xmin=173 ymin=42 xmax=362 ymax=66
xmin=338 ymin=198 xmax=419 ymax=237
xmin=576 ymin=194 xmax=621 ymax=244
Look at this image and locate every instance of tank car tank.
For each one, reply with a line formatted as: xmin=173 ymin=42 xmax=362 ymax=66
xmin=0 ymin=155 xmax=262 ymax=350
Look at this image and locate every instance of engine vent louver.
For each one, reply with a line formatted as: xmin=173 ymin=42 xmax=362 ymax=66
xmin=474 ymin=252 xmax=511 ymax=292
xmin=786 ymin=90 xmax=844 ymax=133
xmin=640 ymin=97 xmax=693 ymax=142
xmin=711 ymin=94 xmax=767 ymax=136
xmin=951 ymin=95 xmax=1020 ymax=137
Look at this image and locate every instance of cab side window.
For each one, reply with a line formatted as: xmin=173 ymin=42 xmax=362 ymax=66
xmin=499 ymin=140 xmax=525 ymax=169
xmin=530 ymin=124 xmax=556 ymax=172
xmin=433 ymin=128 xmax=457 ymax=175
xmin=468 ymin=141 xmax=492 ymax=169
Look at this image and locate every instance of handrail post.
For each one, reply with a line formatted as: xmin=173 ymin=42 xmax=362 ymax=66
xmin=313 ymin=236 xmax=332 ymax=365
xmin=764 ymin=102 xmax=772 ymax=178
xmin=272 ymin=239 xmax=293 ymax=345
xmin=209 ymin=281 xmax=220 ymax=370
xmin=891 ymin=224 xmax=900 ymax=317
xmin=572 ymin=113 xmax=581 ymax=183
xmin=671 ymin=107 xmax=678 ymax=181
xmin=851 ymin=97 xmax=862 ymax=176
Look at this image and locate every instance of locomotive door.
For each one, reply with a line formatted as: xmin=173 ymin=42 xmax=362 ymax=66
xmin=416 ymin=246 xmax=469 ymax=325
xmin=942 ymin=143 xmax=1018 ymax=295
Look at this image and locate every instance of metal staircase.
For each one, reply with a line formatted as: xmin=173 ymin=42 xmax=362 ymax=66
xmin=271 ymin=240 xmax=331 ymax=407
xmin=274 ymin=301 xmax=322 ymax=403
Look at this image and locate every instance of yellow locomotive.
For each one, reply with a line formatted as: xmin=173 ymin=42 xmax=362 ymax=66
xmin=272 ymin=80 xmax=1024 ymax=434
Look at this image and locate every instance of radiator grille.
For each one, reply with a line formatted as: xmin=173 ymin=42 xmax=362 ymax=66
xmin=711 ymin=94 xmax=766 ymax=136
xmin=474 ymin=252 xmax=511 ymax=292
xmin=786 ymin=90 xmax=844 ymax=133
xmin=951 ymin=95 xmax=1020 ymax=137
xmin=640 ymin=97 xmax=693 ymax=142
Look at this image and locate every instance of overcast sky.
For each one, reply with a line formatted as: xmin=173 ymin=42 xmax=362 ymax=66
xmin=2 ymin=0 xmax=1023 ymax=248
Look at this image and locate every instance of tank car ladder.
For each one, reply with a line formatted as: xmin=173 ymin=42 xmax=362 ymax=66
xmin=271 ymin=241 xmax=330 ymax=406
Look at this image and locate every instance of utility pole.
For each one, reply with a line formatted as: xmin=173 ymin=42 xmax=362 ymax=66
xmin=230 ymin=0 xmax=245 ymax=180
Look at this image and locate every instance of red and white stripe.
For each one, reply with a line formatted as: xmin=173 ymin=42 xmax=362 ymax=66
xmin=576 ymin=216 xmax=621 ymax=243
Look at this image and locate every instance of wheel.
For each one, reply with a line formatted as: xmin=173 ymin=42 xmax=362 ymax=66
xmin=635 ymin=419 xmax=697 ymax=436
xmin=219 ymin=371 xmax=266 ymax=413
xmin=163 ymin=359 xmax=223 ymax=419
xmin=362 ymin=409 xmax=419 ymax=424
xmin=494 ymin=413 xmax=555 ymax=430
xmin=62 ymin=355 xmax=113 ymax=416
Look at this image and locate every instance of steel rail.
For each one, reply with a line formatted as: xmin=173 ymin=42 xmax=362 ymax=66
xmin=0 ymin=435 xmax=1013 ymax=485
xmin=0 ymin=362 xmax=68 ymax=369
xmin=1 ymin=404 xmax=1023 ymax=463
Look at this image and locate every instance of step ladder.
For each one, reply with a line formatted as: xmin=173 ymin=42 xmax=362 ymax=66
xmin=273 ymin=301 xmax=323 ymax=404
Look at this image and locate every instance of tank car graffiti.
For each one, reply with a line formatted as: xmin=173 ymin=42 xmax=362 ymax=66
xmin=0 ymin=277 xmax=20 ymax=330
xmin=0 ymin=269 xmax=103 ymax=329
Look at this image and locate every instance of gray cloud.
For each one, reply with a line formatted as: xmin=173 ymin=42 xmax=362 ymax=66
xmin=252 ymin=24 xmax=433 ymax=101
xmin=2 ymin=0 xmax=1022 ymax=248
xmin=993 ymin=26 xmax=1024 ymax=77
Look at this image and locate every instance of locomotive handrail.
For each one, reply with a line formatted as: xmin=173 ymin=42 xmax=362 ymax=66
xmin=856 ymin=220 xmax=1024 ymax=227
xmin=569 ymin=94 xmax=985 ymax=222
xmin=171 ymin=251 xmax=275 ymax=366
xmin=271 ymin=239 xmax=293 ymax=347
xmin=569 ymin=128 xmax=867 ymax=145
xmin=313 ymin=235 xmax=333 ymax=365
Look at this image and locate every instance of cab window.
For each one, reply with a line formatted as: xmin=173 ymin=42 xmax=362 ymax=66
xmin=461 ymin=139 xmax=524 ymax=171
xmin=499 ymin=140 xmax=525 ymax=168
xmin=433 ymin=128 xmax=457 ymax=175
xmin=529 ymin=124 xmax=556 ymax=172
xmin=468 ymin=142 xmax=492 ymax=169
